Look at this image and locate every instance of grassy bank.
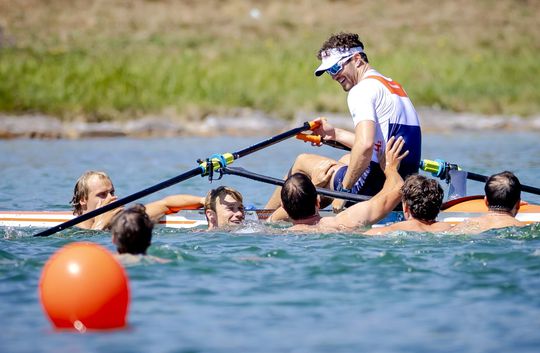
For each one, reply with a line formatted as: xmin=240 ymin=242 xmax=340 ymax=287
xmin=1 ymin=0 xmax=539 ymax=121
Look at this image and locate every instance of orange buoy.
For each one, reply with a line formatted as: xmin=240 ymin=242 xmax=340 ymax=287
xmin=39 ymin=242 xmax=130 ymax=331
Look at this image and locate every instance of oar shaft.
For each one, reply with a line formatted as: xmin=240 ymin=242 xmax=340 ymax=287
xmin=233 ymin=122 xmax=315 ymax=159
xmin=34 ymin=121 xmax=319 ymax=237
xmin=222 ymin=167 xmax=369 ymax=202
xmin=421 ymin=159 xmax=540 ymax=197
xmin=467 ymin=171 xmax=540 ymax=195
xmin=34 ymin=168 xmax=202 ymax=237
xmin=465 ymin=171 xmax=487 ymax=183
xmin=296 ymin=133 xmax=352 ymax=151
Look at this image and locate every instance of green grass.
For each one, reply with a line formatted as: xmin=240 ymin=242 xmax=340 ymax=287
xmin=1 ymin=35 xmax=539 ymax=121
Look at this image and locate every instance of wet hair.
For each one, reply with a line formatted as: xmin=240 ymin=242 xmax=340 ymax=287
xmin=281 ymin=173 xmax=318 ymax=221
xmin=317 ymin=32 xmax=369 ymax=63
xmin=204 ymin=186 xmax=243 ymax=213
xmin=70 ymin=171 xmax=113 ymax=216
xmin=401 ymin=174 xmax=444 ymax=222
xmin=485 ymin=171 xmax=521 ymax=212
xmin=110 ymin=204 xmax=153 ymax=255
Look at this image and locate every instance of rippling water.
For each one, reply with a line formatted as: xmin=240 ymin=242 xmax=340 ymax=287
xmin=1 ymin=132 xmax=540 ymax=352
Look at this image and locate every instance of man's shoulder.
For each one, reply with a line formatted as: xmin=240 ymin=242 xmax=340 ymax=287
xmin=349 ymin=74 xmax=388 ymax=101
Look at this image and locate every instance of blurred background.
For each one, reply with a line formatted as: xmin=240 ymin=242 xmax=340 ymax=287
xmin=0 ymin=0 xmax=538 ymax=123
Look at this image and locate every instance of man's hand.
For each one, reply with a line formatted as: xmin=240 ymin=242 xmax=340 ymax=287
xmin=384 ymin=136 xmax=409 ymax=173
xmin=311 ymin=159 xmax=338 ymax=187
xmin=332 ymin=198 xmax=347 ymax=214
xmin=91 ymin=195 xmax=123 ymax=230
xmin=312 ymin=117 xmax=336 ymax=142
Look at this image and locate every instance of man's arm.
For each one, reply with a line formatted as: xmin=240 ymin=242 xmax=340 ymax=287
xmin=145 ymin=195 xmax=205 ymax=222
xmin=327 ymin=136 xmax=407 ymax=229
xmin=266 ymin=206 xmax=290 ymax=222
xmin=88 ymin=195 xmax=122 ymax=230
xmin=311 ymin=117 xmax=356 ymax=148
xmin=332 ymin=120 xmax=376 ymax=212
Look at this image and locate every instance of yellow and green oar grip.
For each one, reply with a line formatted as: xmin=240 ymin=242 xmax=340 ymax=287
xmin=199 ymin=153 xmax=235 ymax=175
xmin=296 ymin=133 xmax=322 ymax=145
xmin=420 ymin=159 xmax=443 ymax=174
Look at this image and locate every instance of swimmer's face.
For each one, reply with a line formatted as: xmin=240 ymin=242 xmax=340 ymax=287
xmin=214 ymin=194 xmax=245 ymax=227
xmin=80 ymin=175 xmax=116 ymax=213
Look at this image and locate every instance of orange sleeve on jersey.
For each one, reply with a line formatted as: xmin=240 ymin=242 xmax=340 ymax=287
xmin=365 ymin=75 xmax=408 ymax=97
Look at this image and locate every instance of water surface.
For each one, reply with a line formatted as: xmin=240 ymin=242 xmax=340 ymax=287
xmin=1 ymin=132 xmax=539 ymax=353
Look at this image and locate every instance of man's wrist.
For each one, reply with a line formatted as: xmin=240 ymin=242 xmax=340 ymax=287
xmin=336 ymin=181 xmax=352 ymax=193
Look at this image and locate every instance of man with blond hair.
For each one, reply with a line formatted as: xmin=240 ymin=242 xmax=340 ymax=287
xmin=204 ymin=186 xmax=245 ymax=230
xmin=70 ymin=171 xmax=204 ymax=230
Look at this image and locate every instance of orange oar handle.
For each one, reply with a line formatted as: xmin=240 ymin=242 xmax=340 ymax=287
xmin=296 ymin=133 xmax=322 ymax=145
xmin=166 ymin=204 xmax=204 ymax=214
xmin=308 ymin=119 xmax=322 ymax=130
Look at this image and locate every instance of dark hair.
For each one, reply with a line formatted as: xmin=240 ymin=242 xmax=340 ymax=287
xmin=110 ymin=204 xmax=153 ymax=255
xmin=281 ymin=173 xmax=318 ymax=221
xmin=401 ymin=174 xmax=444 ymax=222
xmin=485 ymin=171 xmax=521 ymax=212
xmin=317 ymin=32 xmax=369 ymax=63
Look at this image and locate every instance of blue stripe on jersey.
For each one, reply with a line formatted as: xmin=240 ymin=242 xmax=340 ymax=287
xmin=388 ymin=123 xmax=422 ymax=178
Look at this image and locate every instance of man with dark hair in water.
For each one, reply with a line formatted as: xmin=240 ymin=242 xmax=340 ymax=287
xmin=450 ymin=171 xmax=526 ymax=234
xmin=272 ymin=136 xmax=408 ymax=232
xmin=364 ymin=174 xmax=453 ymax=235
xmin=110 ymin=204 xmax=153 ymax=255
xmin=110 ymin=204 xmax=170 ymax=264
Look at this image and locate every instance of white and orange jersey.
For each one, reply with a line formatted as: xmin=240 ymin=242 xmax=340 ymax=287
xmin=347 ymin=69 xmax=422 ymax=177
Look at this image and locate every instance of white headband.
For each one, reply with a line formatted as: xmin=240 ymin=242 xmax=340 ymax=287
xmin=315 ymin=46 xmax=364 ymax=77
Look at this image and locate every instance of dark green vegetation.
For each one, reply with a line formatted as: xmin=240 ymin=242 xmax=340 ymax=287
xmin=1 ymin=0 xmax=538 ymax=121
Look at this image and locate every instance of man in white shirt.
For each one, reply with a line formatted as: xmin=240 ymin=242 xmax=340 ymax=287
xmin=265 ymin=32 xmax=421 ymax=213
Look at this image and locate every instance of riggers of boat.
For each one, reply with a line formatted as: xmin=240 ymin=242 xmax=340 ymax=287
xmin=2 ymin=196 xmax=540 ymax=230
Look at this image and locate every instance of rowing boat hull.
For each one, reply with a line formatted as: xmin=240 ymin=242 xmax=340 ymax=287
xmin=1 ymin=197 xmax=539 ymax=229
xmin=0 ymin=210 xmax=208 ymax=229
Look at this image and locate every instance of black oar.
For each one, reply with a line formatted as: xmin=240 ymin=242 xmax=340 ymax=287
xmin=420 ymin=159 xmax=540 ymax=196
xmin=34 ymin=121 xmax=320 ymax=237
xmin=297 ymin=136 xmax=540 ymax=197
xmin=221 ymin=166 xmax=370 ymax=202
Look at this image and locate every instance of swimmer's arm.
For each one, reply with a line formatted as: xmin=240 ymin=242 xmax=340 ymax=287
xmin=145 ymin=195 xmax=205 ymax=222
xmin=333 ymin=136 xmax=406 ymax=228
xmin=90 ymin=194 xmax=122 ymax=230
xmin=266 ymin=206 xmax=290 ymax=223
xmin=331 ymin=121 xmax=376 ymax=212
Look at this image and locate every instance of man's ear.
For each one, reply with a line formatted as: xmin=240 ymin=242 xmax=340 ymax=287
xmin=205 ymin=209 xmax=217 ymax=227
xmin=316 ymin=195 xmax=321 ymax=209
xmin=402 ymin=201 xmax=411 ymax=220
xmin=514 ymin=199 xmax=521 ymax=214
xmin=484 ymin=196 xmax=489 ymax=209
xmin=354 ymin=53 xmax=363 ymax=67
xmin=79 ymin=197 xmax=88 ymax=212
